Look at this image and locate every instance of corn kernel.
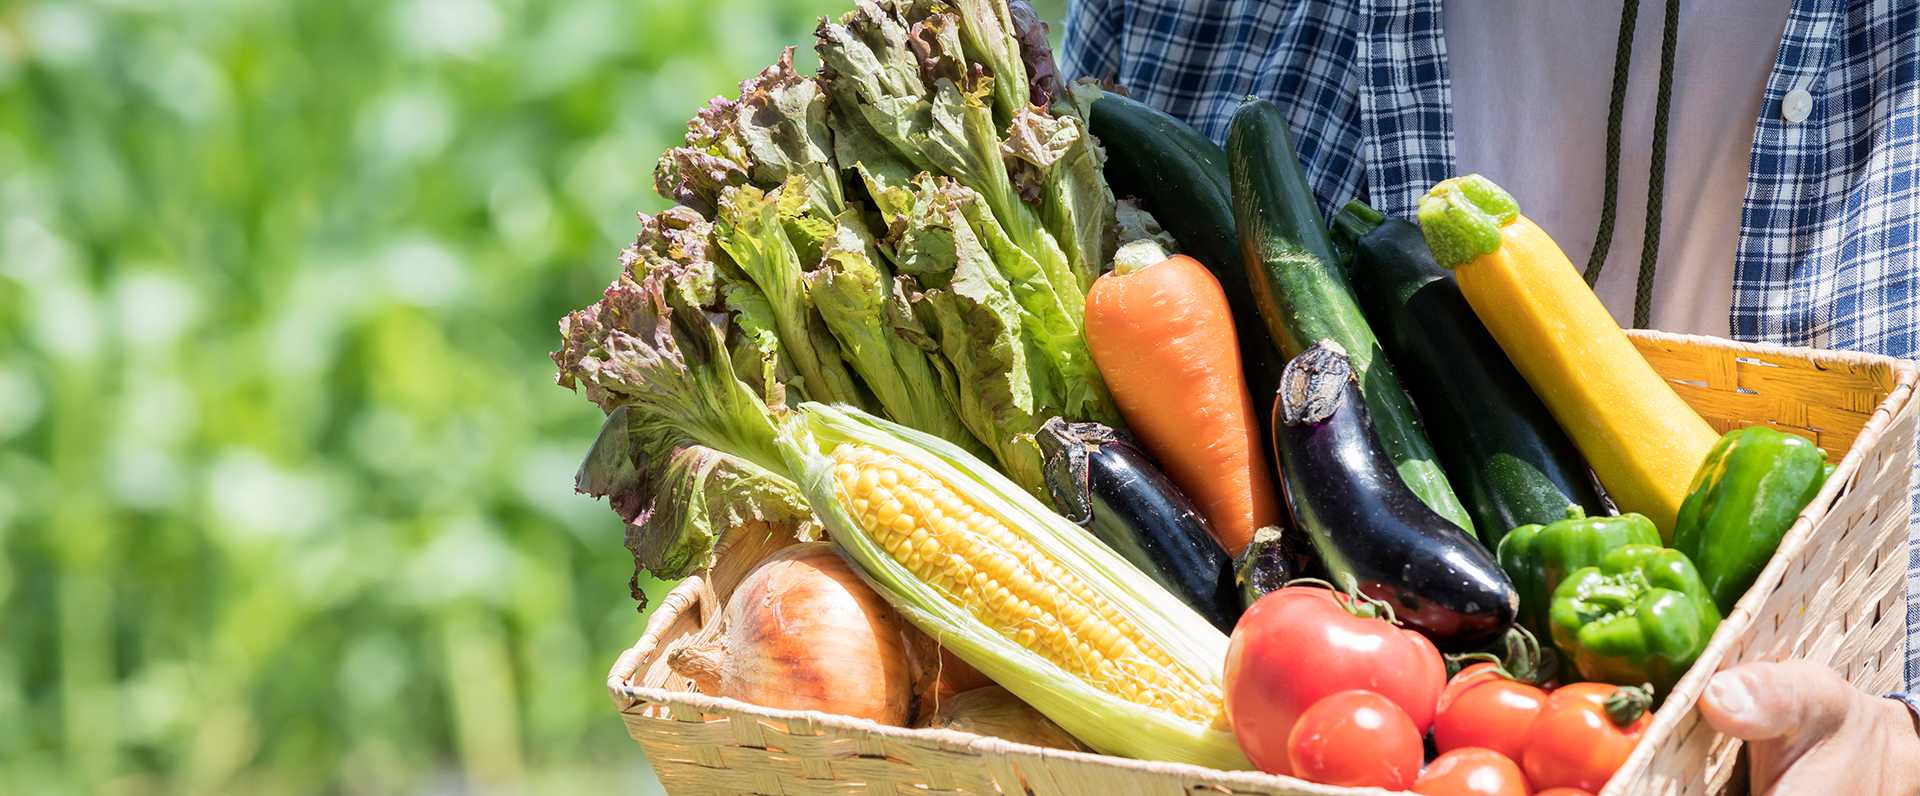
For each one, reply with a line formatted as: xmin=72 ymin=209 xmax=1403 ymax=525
xmin=830 ymin=443 xmax=1221 ymax=724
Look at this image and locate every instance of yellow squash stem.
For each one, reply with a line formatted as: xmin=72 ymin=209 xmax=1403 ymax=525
xmin=1418 ymin=175 xmax=1717 ymax=538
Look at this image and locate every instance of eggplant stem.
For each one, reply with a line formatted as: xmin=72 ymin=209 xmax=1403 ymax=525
xmin=1278 ymin=341 xmax=1355 ymax=425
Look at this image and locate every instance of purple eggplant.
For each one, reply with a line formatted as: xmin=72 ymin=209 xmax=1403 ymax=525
xmin=1234 ymin=525 xmax=1304 ymax=609
xmin=1038 ymin=418 xmax=1241 ymax=632
xmin=1273 ymin=341 xmax=1518 ymax=651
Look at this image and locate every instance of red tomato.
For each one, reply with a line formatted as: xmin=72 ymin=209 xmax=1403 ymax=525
xmin=1412 ymin=747 xmax=1532 ymax=796
xmin=1286 ymin=690 xmax=1423 ymax=790
xmin=1534 ymin=790 xmax=1596 ymax=796
xmin=1434 ymin=663 xmax=1549 ymax=761
xmin=1521 ymin=683 xmax=1651 ymax=792
xmin=1441 ymin=662 xmax=1505 ymax=703
xmin=1223 ymin=587 xmax=1445 ymax=775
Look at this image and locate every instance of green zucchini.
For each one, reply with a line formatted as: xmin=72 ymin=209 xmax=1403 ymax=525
xmin=1089 ymin=93 xmax=1285 ymax=463
xmin=1225 ymin=97 xmax=1474 ymax=536
xmin=1334 ymin=199 xmax=1607 ymax=549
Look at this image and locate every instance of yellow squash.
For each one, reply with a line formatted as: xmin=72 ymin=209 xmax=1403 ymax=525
xmin=1417 ymin=175 xmax=1717 ymax=538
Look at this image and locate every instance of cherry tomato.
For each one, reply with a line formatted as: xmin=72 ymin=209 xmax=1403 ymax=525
xmin=1412 ymin=747 xmax=1532 ymax=796
xmin=1521 ymin=683 xmax=1651 ymax=792
xmin=1434 ymin=663 xmax=1549 ymax=761
xmin=1224 ymin=587 xmax=1446 ymax=775
xmin=1285 ymin=690 xmax=1423 ymax=790
xmin=1534 ymin=789 xmax=1596 ymax=796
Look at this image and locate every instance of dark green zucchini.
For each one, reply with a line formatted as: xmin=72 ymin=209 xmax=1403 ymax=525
xmin=1089 ymin=93 xmax=1285 ymax=468
xmin=1225 ymin=96 xmax=1475 ymax=537
xmin=1334 ymin=200 xmax=1608 ymax=549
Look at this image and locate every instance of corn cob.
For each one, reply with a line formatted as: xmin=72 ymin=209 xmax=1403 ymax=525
xmin=831 ymin=444 xmax=1221 ymax=724
xmin=786 ymin=403 xmax=1249 ymax=770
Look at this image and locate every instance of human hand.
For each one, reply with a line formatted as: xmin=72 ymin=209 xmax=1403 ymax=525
xmin=1697 ymin=660 xmax=1920 ymax=795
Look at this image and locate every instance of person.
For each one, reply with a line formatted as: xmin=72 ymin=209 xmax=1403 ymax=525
xmin=1060 ymin=0 xmax=1920 ymax=791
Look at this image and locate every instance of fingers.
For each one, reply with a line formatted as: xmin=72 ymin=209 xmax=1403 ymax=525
xmin=1698 ymin=660 xmax=1856 ymax=743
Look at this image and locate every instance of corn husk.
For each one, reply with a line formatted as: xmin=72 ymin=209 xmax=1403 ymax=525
xmin=782 ymin=403 xmax=1250 ymax=770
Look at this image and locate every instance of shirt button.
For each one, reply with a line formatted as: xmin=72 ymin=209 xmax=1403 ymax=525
xmin=1782 ymin=88 xmax=1813 ymax=124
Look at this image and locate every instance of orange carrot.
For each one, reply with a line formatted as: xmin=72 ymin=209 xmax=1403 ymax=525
xmin=1084 ymin=241 xmax=1283 ymax=554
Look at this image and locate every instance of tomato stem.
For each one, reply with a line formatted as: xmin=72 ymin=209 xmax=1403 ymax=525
xmin=1279 ymin=575 xmax=1405 ymax=625
xmin=1604 ymin=683 xmax=1654 ymax=727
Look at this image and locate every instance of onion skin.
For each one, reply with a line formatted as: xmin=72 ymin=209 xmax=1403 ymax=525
xmin=667 ymin=542 xmax=918 ymax=725
xmin=919 ymin=686 xmax=1091 ymax=752
xmin=915 ymin=646 xmax=996 ymax=724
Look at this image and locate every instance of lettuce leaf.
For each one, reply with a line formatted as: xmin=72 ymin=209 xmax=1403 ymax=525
xmin=558 ymin=0 xmax=1154 ymax=591
xmin=815 ymin=0 xmax=937 ymax=175
xmin=727 ymin=49 xmax=843 ymax=217
xmin=552 ymin=271 xmax=785 ymax=478
xmin=1007 ymin=91 xmax=1116 ymax=293
xmin=657 ymin=48 xmax=842 ymax=218
xmin=713 ymin=177 xmax=868 ymax=407
xmin=621 ymin=438 xmax=815 ymax=583
xmin=652 ymin=146 xmax=750 ymax=219
xmin=803 ymin=207 xmax=988 ymax=458
xmin=947 ymin=0 xmax=1029 ymax=126
xmin=556 ymin=248 xmax=815 ymax=584
xmin=893 ymin=178 xmax=1047 ymax=494
xmin=718 ymin=276 xmax=793 ymax=408
xmin=914 ymin=176 xmax=1120 ymax=429
xmin=575 ymin=402 xmax=814 ymax=590
xmin=1006 ymin=0 xmax=1060 ymax=107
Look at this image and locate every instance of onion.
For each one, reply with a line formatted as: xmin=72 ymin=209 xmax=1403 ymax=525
xmin=667 ymin=542 xmax=920 ymax=725
xmin=916 ymin=646 xmax=996 ymax=724
xmin=918 ymin=686 xmax=1092 ymax=752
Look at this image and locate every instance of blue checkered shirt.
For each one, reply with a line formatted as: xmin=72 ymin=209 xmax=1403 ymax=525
xmin=1062 ymin=0 xmax=1920 ymax=687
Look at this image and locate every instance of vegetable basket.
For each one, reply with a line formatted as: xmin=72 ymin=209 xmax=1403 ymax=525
xmin=607 ymin=329 xmax=1917 ymax=796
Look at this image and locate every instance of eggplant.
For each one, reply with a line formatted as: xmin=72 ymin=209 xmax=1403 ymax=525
xmin=1037 ymin=418 xmax=1241 ymax=632
xmin=1273 ymin=341 xmax=1518 ymax=651
xmin=1233 ymin=525 xmax=1302 ymax=609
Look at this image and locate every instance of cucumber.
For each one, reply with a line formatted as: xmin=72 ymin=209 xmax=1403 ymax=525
xmin=1225 ymin=97 xmax=1474 ymax=536
xmin=1089 ymin=93 xmax=1285 ymax=465
xmin=1335 ymin=200 xmax=1608 ymax=549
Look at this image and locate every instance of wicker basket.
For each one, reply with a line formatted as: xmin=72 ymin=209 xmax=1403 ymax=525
xmin=607 ymin=330 xmax=1918 ymax=796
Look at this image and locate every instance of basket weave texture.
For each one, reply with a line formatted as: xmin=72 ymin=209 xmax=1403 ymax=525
xmin=606 ymin=330 xmax=1918 ymax=796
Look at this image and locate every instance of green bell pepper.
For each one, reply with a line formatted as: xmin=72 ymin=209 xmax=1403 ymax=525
xmin=1550 ymin=544 xmax=1722 ymax=696
xmin=1497 ymin=505 xmax=1662 ymax=643
xmin=1674 ymin=427 xmax=1831 ymax=614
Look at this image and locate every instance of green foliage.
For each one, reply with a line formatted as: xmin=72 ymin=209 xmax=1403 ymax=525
xmin=0 ymin=0 xmax=1074 ymax=792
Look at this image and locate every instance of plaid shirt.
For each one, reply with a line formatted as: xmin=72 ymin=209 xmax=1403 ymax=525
xmin=1063 ymin=0 xmax=1920 ymax=686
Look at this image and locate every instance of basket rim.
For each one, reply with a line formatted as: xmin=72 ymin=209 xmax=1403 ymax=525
xmin=1623 ymin=328 xmax=1919 ymax=375
xmin=1594 ymin=335 xmax=1919 ymax=795
xmin=604 ymin=582 xmax=1396 ymax=796
xmin=608 ymin=332 xmax=1920 ymax=796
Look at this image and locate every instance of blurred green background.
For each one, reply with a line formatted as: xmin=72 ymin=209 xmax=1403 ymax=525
xmin=0 ymin=0 xmax=1063 ymax=793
